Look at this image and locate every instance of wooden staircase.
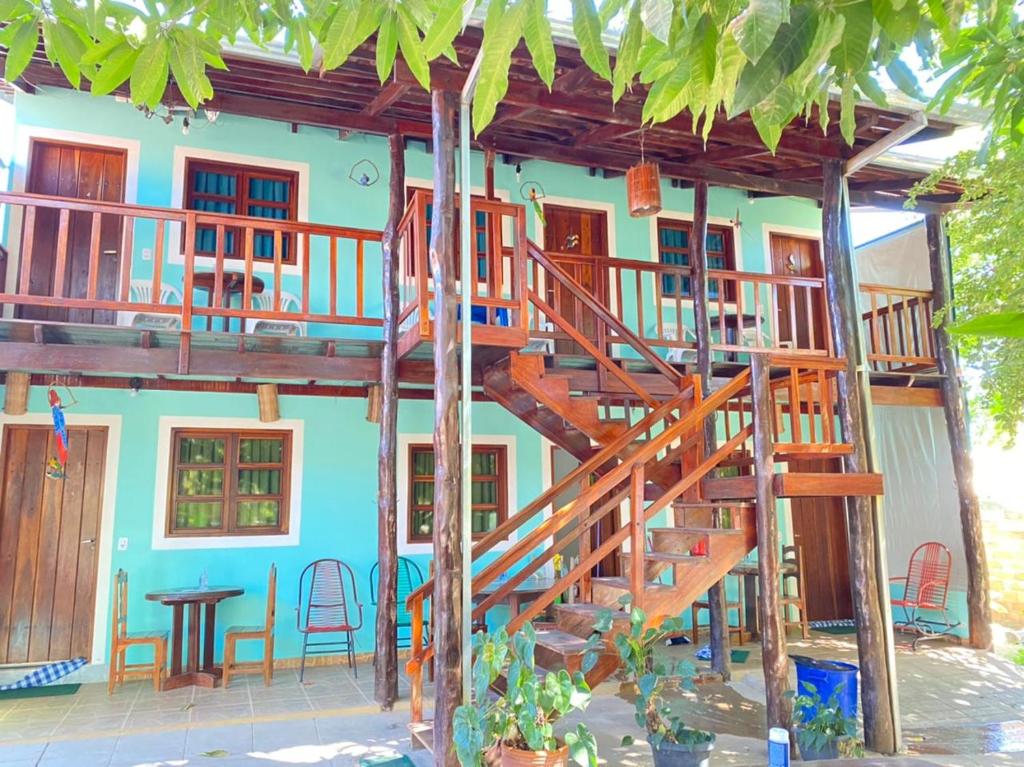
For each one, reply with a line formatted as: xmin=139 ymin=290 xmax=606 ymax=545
xmin=403 ymin=234 xmax=885 ymax=742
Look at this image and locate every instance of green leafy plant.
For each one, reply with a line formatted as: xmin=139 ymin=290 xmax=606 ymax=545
xmin=600 ymin=601 xmax=714 ymax=749
xmin=789 ymin=682 xmax=864 ymax=759
xmin=453 ymin=624 xmax=598 ymax=767
xmin=1013 ymin=646 xmax=1024 ymax=667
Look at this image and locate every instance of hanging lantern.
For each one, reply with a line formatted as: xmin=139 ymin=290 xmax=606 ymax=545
xmin=626 ymin=161 xmax=662 ymax=217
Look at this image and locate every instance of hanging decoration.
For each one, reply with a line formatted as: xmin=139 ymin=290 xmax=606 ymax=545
xmin=519 ymin=180 xmax=547 ymax=226
xmin=348 ymin=159 xmax=380 ymax=187
xmin=626 ymin=130 xmax=662 ymax=217
xmin=46 ymin=381 xmax=77 ymax=480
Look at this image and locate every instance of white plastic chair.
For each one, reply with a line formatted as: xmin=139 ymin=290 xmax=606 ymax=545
xmin=123 ymin=280 xmax=183 ymax=329
xmin=246 ymin=291 xmax=306 ymax=336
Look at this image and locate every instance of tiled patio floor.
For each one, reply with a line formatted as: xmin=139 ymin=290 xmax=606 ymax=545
xmin=0 ymin=633 xmax=1021 ymax=766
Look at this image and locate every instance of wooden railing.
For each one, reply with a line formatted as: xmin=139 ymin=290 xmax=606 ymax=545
xmin=0 ymin=191 xmax=382 ymax=333
xmin=527 ymin=250 xmax=833 ymax=362
xmin=526 ymin=241 xmax=687 ymax=396
xmin=397 ymin=189 xmax=528 ymax=344
xmin=860 ymin=284 xmax=937 ymax=372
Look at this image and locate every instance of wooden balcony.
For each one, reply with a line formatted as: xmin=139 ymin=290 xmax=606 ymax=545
xmin=0 ymin=190 xmax=938 ymax=385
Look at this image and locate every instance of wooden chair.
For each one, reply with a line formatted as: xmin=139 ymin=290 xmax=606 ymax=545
xmin=223 ymin=563 xmax=277 ymax=687
xmin=108 ymin=569 xmax=167 ymax=694
xmin=781 ymin=544 xmax=810 ymax=639
xmin=691 ymin=578 xmax=746 ymax=646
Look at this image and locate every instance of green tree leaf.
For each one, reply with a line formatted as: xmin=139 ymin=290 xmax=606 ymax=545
xmin=3 ymin=19 xmax=39 ymax=83
xmin=422 ymin=0 xmax=474 ymax=61
xmin=830 ymin=0 xmax=872 ymax=72
xmin=89 ymin=40 xmax=140 ymax=96
xmin=522 ymin=0 xmax=555 ymax=89
xmin=952 ymin=312 xmax=1024 ymax=338
xmin=169 ymin=32 xmax=214 ymax=107
xmin=472 ymin=0 xmax=526 ymax=135
xmin=42 ymin=20 xmax=86 ymax=88
xmin=571 ymin=0 xmax=611 ymax=81
xmin=886 ymin=56 xmax=925 ymax=100
xmin=611 ymin=0 xmax=643 ymax=103
xmin=640 ymin=0 xmax=673 ymax=44
xmin=396 ymin=5 xmax=430 ymax=90
xmin=129 ymin=35 xmax=170 ymax=108
xmin=840 ymin=76 xmax=857 ymax=144
xmin=731 ymin=0 xmax=787 ymax=65
xmin=376 ymin=11 xmax=398 ymax=84
xmin=319 ymin=0 xmax=382 ymax=71
xmin=873 ymin=0 xmax=920 ymax=46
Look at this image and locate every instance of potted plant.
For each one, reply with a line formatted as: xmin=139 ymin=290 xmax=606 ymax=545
xmin=600 ymin=603 xmax=715 ymax=767
xmin=789 ymin=682 xmax=864 ymax=761
xmin=453 ymin=624 xmax=599 ymax=767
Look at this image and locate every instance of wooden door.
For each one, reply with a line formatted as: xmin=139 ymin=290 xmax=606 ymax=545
xmin=0 ymin=425 xmax=108 ymax=663
xmin=21 ymin=139 xmax=127 ymax=324
xmin=769 ymin=233 xmax=827 ymax=351
xmin=543 ymin=204 xmax=610 ymax=353
xmin=788 ymin=458 xmax=853 ymax=621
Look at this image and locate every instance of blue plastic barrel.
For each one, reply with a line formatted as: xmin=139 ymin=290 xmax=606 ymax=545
xmin=791 ymin=655 xmax=859 ymax=720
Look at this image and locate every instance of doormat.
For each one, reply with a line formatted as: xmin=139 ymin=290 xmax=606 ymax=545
xmin=810 ymin=619 xmax=857 ymax=635
xmin=0 ymin=683 xmax=80 ymax=700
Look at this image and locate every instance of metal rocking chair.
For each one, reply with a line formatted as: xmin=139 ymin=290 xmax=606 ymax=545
xmin=890 ymin=541 xmax=961 ymax=649
xmin=369 ymin=556 xmax=426 ymax=649
xmin=296 ymin=559 xmax=363 ymax=680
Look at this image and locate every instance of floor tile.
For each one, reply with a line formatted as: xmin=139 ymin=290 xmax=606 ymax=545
xmin=184 ymin=724 xmax=253 ymax=757
xmin=252 ymin=717 xmax=319 ymax=750
xmin=0 ymin=740 xmax=48 ymax=761
xmin=111 ymin=730 xmax=187 ymax=761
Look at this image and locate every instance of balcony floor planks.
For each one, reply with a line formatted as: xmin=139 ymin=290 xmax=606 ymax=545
xmin=704 ymin=471 xmax=884 ymax=499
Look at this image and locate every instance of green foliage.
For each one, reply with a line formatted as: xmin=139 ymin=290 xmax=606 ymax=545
xmin=911 ymin=140 xmax=1024 ymax=442
xmin=0 ymin=0 xmax=1020 ymax=148
xmin=1014 ymin=646 xmax=1024 ymax=667
xmin=603 ymin=600 xmax=714 ymax=748
xmin=788 ymin=682 xmax=864 ymax=758
xmin=453 ymin=625 xmax=599 ymax=767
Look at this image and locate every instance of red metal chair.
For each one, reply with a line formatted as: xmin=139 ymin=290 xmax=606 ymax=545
xmin=296 ymin=559 xmax=363 ymax=680
xmin=890 ymin=541 xmax=961 ymax=649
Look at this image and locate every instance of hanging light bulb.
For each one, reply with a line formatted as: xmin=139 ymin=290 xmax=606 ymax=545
xmin=181 ymin=115 xmax=191 ymax=136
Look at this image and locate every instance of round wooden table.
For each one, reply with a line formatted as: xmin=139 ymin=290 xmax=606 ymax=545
xmin=190 ymin=271 xmax=265 ymax=332
xmin=145 ymin=586 xmax=244 ymax=690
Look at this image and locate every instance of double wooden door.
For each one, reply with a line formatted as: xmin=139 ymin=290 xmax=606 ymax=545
xmin=0 ymin=425 xmax=107 ymax=663
xmin=20 ymin=139 xmax=127 ymax=324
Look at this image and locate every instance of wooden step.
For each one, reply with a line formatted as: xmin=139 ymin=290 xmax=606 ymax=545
xmin=410 ymin=721 xmax=433 ymax=751
xmin=552 ymin=602 xmax=629 ymax=639
xmin=619 ymin=550 xmax=704 ymax=581
xmin=591 ymin=576 xmax=676 ymax=609
xmin=649 ymin=526 xmax=743 ymax=557
xmin=703 ymin=472 xmax=884 ymax=500
xmin=534 ymin=628 xmax=595 ymax=674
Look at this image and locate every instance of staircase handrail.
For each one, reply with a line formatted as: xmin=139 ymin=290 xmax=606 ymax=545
xmin=404 ymin=380 xmax=697 ymax=606
xmin=527 ymin=240 xmax=686 ymax=387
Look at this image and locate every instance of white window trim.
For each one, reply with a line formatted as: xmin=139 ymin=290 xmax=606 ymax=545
xmin=3 ymin=126 xmax=142 ymax=319
xmin=398 ymin=433 xmax=518 ymax=556
xmin=151 ymin=415 xmax=304 ymax=550
xmin=0 ymin=412 xmax=123 ymax=665
xmin=167 ymin=146 xmax=311 ymax=276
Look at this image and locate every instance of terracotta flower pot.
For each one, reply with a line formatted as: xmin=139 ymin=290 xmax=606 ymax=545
xmin=499 ymin=742 xmax=570 ymax=767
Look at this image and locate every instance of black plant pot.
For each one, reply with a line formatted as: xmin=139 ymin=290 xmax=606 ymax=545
xmin=648 ymin=737 xmax=715 ymax=767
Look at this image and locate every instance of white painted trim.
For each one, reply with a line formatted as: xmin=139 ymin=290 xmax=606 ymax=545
xmin=397 ymin=433 xmax=518 ymax=556
xmin=167 ymin=145 xmax=311 ymax=276
xmin=4 ymin=126 xmax=142 ymax=317
xmin=150 ymin=416 xmax=304 ymax=550
xmin=0 ymin=412 xmax=123 ymax=666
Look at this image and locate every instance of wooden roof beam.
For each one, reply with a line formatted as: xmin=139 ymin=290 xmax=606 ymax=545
xmin=571 ymin=123 xmax=639 ymax=148
xmin=362 ymin=81 xmax=410 ymax=117
xmin=845 ymin=111 xmax=928 ymax=176
xmin=552 ymin=64 xmax=593 ymax=93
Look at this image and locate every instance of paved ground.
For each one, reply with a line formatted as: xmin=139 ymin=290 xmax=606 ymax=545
xmin=0 ymin=632 xmax=1021 ymax=766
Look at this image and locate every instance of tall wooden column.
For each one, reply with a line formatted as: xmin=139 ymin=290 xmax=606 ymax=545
xmin=374 ymin=132 xmax=404 ymax=711
xmin=750 ymin=354 xmax=790 ymax=732
xmin=689 ymin=181 xmax=730 ymax=679
xmin=430 ymin=89 xmax=462 ymax=766
xmin=925 ymin=213 xmax=992 ymax=650
xmin=821 ymin=159 xmax=897 ymax=754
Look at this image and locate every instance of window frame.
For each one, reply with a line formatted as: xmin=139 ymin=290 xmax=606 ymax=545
xmin=166 ymin=427 xmax=292 ymax=538
xmin=183 ymin=157 xmax=300 ymax=265
xmin=655 ymin=218 xmax=737 ymax=300
xmin=406 ymin=443 xmax=508 ymax=544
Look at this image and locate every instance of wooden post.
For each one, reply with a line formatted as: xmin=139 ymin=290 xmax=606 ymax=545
xmin=822 ymin=159 xmax=897 ymax=754
xmin=3 ymin=372 xmax=29 ymax=415
xmin=750 ymin=354 xmax=791 ymax=734
xmin=926 ymin=213 xmax=992 ymax=650
xmin=484 ymin=149 xmax=496 ymax=200
xmin=688 ymin=181 xmax=730 ymax=679
xmin=374 ymin=132 xmax=405 ymax=711
xmin=430 ymin=89 xmax=462 ymax=766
